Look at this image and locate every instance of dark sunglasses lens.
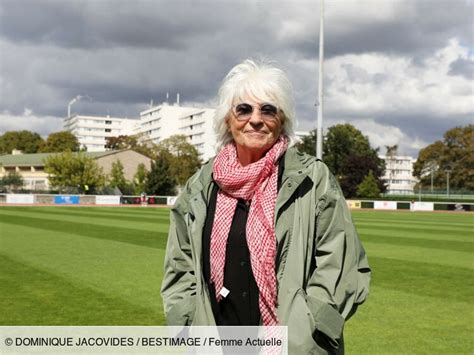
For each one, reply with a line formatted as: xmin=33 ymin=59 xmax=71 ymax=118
xmin=235 ymin=103 xmax=253 ymax=116
xmin=261 ymin=104 xmax=278 ymax=116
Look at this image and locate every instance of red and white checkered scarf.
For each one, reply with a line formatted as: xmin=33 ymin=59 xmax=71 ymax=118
xmin=210 ymin=136 xmax=288 ymax=326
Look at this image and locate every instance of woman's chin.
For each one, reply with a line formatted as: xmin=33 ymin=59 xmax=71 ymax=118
xmin=240 ymin=142 xmax=270 ymax=154
xmin=241 ymin=136 xmax=275 ymax=150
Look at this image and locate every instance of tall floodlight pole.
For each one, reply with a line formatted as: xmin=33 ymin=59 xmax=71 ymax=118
xmin=430 ymin=167 xmax=434 ymax=193
xmin=446 ymin=169 xmax=452 ymax=196
xmin=428 ymin=160 xmax=435 ymax=193
xmin=67 ymin=95 xmax=82 ymax=118
xmin=316 ymin=0 xmax=325 ymax=159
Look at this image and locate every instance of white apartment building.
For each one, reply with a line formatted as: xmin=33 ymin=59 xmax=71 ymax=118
xmin=380 ymin=155 xmax=418 ymax=195
xmin=64 ymin=115 xmax=139 ymax=152
xmin=138 ymin=103 xmax=216 ymax=161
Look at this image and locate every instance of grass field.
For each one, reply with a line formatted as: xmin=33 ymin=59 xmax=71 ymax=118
xmin=0 ymin=206 xmax=472 ymax=353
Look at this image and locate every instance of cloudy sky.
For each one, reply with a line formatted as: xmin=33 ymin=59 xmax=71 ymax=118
xmin=0 ymin=0 xmax=472 ymax=157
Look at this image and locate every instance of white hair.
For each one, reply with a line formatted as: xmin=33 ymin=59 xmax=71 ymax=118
xmin=213 ymin=59 xmax=297 ymax=151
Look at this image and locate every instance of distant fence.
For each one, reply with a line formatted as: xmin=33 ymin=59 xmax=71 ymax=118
xmin=381 ymin=189 xmax=474 ymax=201
xmin=1 ymin=194 xmax=473 ymax=212
xmin=0 ymin=194 xmax=177 ymax=206
xmin=347 ymin=199 xmax=473 ymax=212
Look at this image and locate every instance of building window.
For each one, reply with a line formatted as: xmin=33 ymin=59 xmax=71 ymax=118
xmin=105 ymin=120 xmax=112 ymax=125
xmin=105 ymin=128 xmax=111 ymax=133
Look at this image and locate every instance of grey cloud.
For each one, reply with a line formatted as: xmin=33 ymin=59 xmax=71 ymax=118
xmin=0 ymin=1 xmax=84 ymax=43
xmin=340 ymin=64 xmax=388 ymax=85
xmin=3 ymin=0 xmax=471 ymax=60
xmin=0 ymin=112 xmax=64 ymax=137
xmin=320 ymin=107 xmax=471 ymax=147
xmin=449 ymin=58 xmax=474 ymax=79
xmin=0 ymin=0 xmax=228 ymax=49
xmin=281 ymin=0 xmax=474 ymax=59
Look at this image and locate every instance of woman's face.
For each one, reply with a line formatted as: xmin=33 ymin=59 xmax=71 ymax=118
xmin=227 ymin=97 xmax=283 ymax=165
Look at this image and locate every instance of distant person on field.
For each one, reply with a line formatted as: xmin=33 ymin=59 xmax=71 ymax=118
xmin=161 ymin=59 xmax=371 ymax=354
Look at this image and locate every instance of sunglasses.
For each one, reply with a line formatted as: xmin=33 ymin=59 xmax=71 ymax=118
xmin=231 ymin=102 xmax=280 ymax=121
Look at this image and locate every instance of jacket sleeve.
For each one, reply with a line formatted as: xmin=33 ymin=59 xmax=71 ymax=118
xmin=306 ymin=167 xmax=371 ymax=348
xmin=160 ymin=194 xmax=197 ymax=325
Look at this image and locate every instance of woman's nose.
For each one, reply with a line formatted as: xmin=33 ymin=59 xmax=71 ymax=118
xmin=248 ymin=108 xmax=264 ymax=124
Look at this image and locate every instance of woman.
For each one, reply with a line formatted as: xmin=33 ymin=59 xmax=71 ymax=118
xmin=161 ymin=59 xmax=370 ymax=354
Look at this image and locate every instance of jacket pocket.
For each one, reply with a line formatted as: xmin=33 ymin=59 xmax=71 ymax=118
xmin=282 ymin=288 xmax=342 ymax=354
xmin=280 ymin=287 xmax=319 ymax=354
xmin=166 ymin=296 xmax=195 ymax=326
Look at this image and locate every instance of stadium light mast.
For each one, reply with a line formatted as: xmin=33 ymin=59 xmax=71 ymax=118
xmin=446 ymin=168 xmax=452 ymax=196
xmin=316 ymin=0 xmax=325 ymax=160
xmin=67 ymin=95 xmax=82 ymax=118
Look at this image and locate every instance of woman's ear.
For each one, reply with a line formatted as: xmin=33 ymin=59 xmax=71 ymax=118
xmin=278 ymin=114 xmax=285 ymax=135
xmin=225 ymin=116 xmax=231 ymax=132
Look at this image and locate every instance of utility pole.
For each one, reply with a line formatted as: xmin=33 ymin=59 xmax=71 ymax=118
xmin=446 ymin=169 xmax=452 ymax=196
xmin=316 ymin=0 xmax=324 ymax=159
xmin=67 ymin=95 xmax=82 ymax=118
xmin=67 ymin=95 xmax=91 ymax=118
xmin=429 ymin=161 xmax=435 ymax=193
xmin=430 ymin=168 xmax=434 ymax=193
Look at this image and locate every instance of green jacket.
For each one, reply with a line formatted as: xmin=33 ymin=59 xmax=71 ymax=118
xmin=161 ymin=147 xmax=370 ymax=354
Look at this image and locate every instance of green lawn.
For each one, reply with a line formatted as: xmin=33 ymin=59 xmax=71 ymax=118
xmin=0 ymin=207 xmax=472 ymax=353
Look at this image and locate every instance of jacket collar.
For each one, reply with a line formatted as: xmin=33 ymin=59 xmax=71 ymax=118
xmin=274 ymin=147 xmax=317 ymax=221
xmin=281 ymin=147 xmax=316 ymax=186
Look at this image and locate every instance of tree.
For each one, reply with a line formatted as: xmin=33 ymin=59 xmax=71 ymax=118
xmin=357 ymin=170 xmax=381 ymax=198
xmin=324 ymin=124 xmax=379 ymax=173
xmin=105 ymin=135 xmax=134 ymax=150
xmin=157 ymin=135 xmax=201 ymax=187
xmin=297 ymin=124 xmax=385 ymax=198
xmin=105 ymin=134 xmax=156 ymax=159
xmin=109 ymin=160 xmax=128 ymax=192
xmin=442 ymin=125 xmax=474 ymax=190
xmin=0 ymin=171 xmax=24 ymax=192
xmin=133 ymin=163 xmax=148 ymax=194
xmin=145 ymin=158 xmax=176 ymax=195
xmin=0 ymin=130 xmax=44 ymax=154
xmin=295 ymin=130 xmax=317 ymax=156
xmin=413 ymin=140 xmax=445 ymax=190
xmin=341 ymin=153 xmax=385 ymax=197
xmin=44 ymin=152 xmax=106 ymax=193
xmin=40 ymin=131 xmax=80 ymax=152
xmin=414 ymin=125 xmax=473 ymax=190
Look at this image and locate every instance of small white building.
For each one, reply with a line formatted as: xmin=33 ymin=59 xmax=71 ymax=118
xmin=380 ymin=155 xmax=418 ymax=195
xmin=64 ymin=115 xmax=140 ymax=152
xmin=138 ymin=103 xmax=216 ymax=161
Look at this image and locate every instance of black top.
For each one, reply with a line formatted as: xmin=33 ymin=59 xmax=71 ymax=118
xmin=202 ymin=156 xmax=285 ymax=325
